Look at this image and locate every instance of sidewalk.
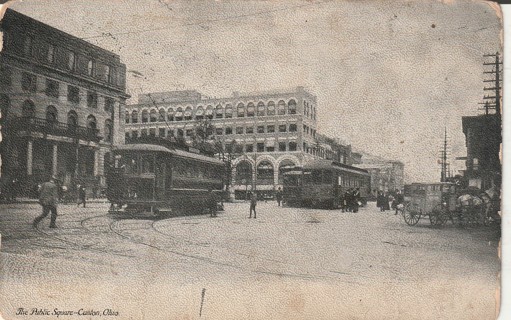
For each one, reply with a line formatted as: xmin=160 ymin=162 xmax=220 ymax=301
xmin=0 ymin=197 xmax=110 ymax=205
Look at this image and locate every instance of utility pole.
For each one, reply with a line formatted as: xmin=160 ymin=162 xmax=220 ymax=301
xmin=439 ymin=128 xmax=450 ymax=182
xmin=480 ymin=52 xmax=502 ymax=117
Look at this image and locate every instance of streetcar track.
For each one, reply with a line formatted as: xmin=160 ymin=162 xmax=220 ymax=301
xmin=34 ymin=214 xmax=137 ymax=258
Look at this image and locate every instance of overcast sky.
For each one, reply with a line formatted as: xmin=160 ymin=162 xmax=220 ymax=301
xmin=7 ymin=0 xmax=502 ymax=182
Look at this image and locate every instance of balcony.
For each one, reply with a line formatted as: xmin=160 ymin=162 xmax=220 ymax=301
xmin=11 ymin=117 xmax=101 ymax=142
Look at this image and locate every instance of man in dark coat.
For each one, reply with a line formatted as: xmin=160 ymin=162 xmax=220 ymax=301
xmin=33 ymin=176 xmax=59 ymax=228
xmin=344 ymin=189 xmax=352 ymax=212
xmin=208 ymin=189 xmax=217 ymax=217
xmin=77 ymin=185 xmax=86 ymax=208
xmin=249 ymin=192 xmax=257 ymax=218
xmin=276 ymin=187 xmax=283 ymax=206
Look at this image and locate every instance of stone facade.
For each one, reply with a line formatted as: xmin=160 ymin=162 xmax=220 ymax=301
xmin=0 ymin=9 xmax=129 ymax=195
xmin=125 ymin=87 xmax=357 ymax=199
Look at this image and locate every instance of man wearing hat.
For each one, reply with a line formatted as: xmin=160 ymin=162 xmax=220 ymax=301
xmin=33 ymin=176 xmax=59 ymax=228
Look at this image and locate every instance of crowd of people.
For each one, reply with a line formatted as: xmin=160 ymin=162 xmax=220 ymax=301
xmin=376 ymin=189 xmax=404 ymax=214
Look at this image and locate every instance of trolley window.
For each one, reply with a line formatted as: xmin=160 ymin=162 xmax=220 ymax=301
xmin=140 ymin=154 xmax=155 ymax=174
xmin=312 ymin=170 xmax=322 ymax=184
xmin=323 ymin=170 xmax=333 ymax=184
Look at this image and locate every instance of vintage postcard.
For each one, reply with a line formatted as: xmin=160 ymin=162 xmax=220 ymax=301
xmin=0 ymin=0 xmax=504 ymax=319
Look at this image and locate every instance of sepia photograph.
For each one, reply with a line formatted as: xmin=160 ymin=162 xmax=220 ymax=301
xmin=0 ymin=0 xmax=504 ymax=319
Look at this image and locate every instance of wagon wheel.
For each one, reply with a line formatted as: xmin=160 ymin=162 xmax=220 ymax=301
xmin=430 ymin=204 xmax=446 ymax=226
xmin=403 ymin=202 xmax=421 ymax=226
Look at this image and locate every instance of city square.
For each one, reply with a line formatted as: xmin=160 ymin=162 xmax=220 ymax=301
xmin=0 ymin=201 xmax=500 ymax=319
xmin=0 ymin=1 xmax=504 ymax=319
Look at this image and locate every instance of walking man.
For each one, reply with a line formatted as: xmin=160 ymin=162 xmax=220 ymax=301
xmin=249 ymin=192 xmax=257 ymax=218
xmin=276 ymin=187 xmax=283 ymax=207
xmin=33 ymin=176 xmax=59 ymax=229
xmin=77 ymin=185 xmax=86 ymax=208
xmin=208 ymin=189 xmax=217 ymax=217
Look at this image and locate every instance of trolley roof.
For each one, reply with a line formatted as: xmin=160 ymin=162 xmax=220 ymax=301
xmin=114 ymin=144 xmax=224 ymax=165
xmin=303 ymin=160 xmax=370 ymax=175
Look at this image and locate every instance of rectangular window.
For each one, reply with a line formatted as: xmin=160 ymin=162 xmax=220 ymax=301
xmin=246 ymin=126 xmax=254 ymax=134
xmin=257 ymin=126 xmax=265 ymax=134
xmin=87 ymin=59 xmax=95 ymax=76
xmin=104 ymin=97 xmax=114 ymax=112
xmin=279 ymin=142 xmax=286 ymax=152
xmin=168 ymin=129 xmax=174 ymax=137
xmin=21 ymin=72 xmax=37 ymax=92
xmin=267 ymin=125 xmax=275 ymax=133
xmin=68 ymin=51 xmax=76 ymax=70
xmin=141 ymin=129 xmax=148 ymax=137
xmin=105 ymin=65 xmax=112 ymax=83
xmin=45 ymin=79 xmax=59 ymax=98
xmin=132 ymin=131 xmax=138 ymax=139
xmin=0 ymin=66 xmax=12 ymax=87
xmin=47 ymin=44 xmax=56 ymax=63
xmin=87 ymin=91 xmax=98 ymax=108
xmin=236 ymin=127 xmax=244 ymax=134
xmin=225 ymin=127 xmax=233 ymax=135
xmin=246 ymin=144 xmax=254 ymax=152
xmin=279 ymin=124 xmax=287 ymax=133
xmin=159 ymin=128 xmax=166 ymax=137
xmin=149 ymin=128 xmax=156 ymax=137
xmin=23 ymin=36 xmax=34 ymax=56
xmin=266 ymin=146 xmax=274 ymax=152
xmin=68 ymin=85 xmax=80 ymax=103
xmin=289 ymin=142 xmax=297 ymax=151
xmin=216 ymin=128 xmax=223 ymax=135
xmin=125 ymin=132 xmax=130 ymax=140
xmin=257 ymin=143 xmax=265 ymax=152
xmin=289 ymin=124 xmax=297 ymax=132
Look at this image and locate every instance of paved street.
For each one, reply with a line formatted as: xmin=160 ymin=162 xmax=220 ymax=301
xmin=0 ymin=201 xmax=500 ymax=320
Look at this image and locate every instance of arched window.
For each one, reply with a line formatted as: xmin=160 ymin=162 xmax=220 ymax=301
xmin=246 ymin=102 xmax=255 ymax=117
xmin=67 ymin=110 xmax=78 ymax=131
xmin=175 ymin=107 xmax=183 ymax=121
xmin=225 ymin=104 xmax=233 ymax=118
xmin=235 ymin=161 xmax=252 ymax=184
xmin=141 ymin=109 xmax=148 ymax=123
xmin=46 ymin=105 xmax=58 ymax=124
xmin=257 ymin=102 xmax=265 ymax=116
xmin=131 ymin=110 xmax=138 ymax=123
xmin=184 ymin=106 xmax=193 ymax=120
xmin=257 ymin=161 xmax=274 ymax=185
xmin=278 ymin=160 xmax=296 ymax=184
xmin=215 ymin=104 xmax=223 ymax=118
xmin=159 ymin=108 xmax=166 ymax=122
xmin=277 ymin=100 xmax=286 ymax=115
xmin=104 ymin=119 xmax=113 ymax=142
xmin=22 ymin=100 xmax=35 ymax=118
xmin=167 ymin=108 xmax=174 ymax=121
xmin=195 ymin=106 xmax=205 ymax=120
xmin=205 ymin=105 xmax=214 ymax=119
xmin=125 ymin=111 xmax=130 ymax=123
xmin=87 ymin=115 xmax=97 ymax=129
xmin=237 ymin=103 xmax=245 ymax=117
xmin=267 ymin=101 xmax=275 ymax=116
xmin=150 ymin=109 xmax=157 ymax=122
xmin=288 ymin=99 xmax=297 ymax=115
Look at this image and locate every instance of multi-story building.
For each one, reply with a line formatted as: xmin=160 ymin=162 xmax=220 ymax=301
xmin=125 ymin=87 xmax=356 ymax=199
xmin=0 ymin=9 xmax=129 ymax=195
xmin=355 ymin=158 xmax=404 ymax=195
xmin=461 ymin=113 xmax=501 ymax=190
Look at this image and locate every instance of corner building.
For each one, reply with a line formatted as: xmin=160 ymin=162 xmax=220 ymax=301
xmin=125 ymin=87 xmax=357 ymax=199
xmin=0 ymin=9 xmax=129 ymax=195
